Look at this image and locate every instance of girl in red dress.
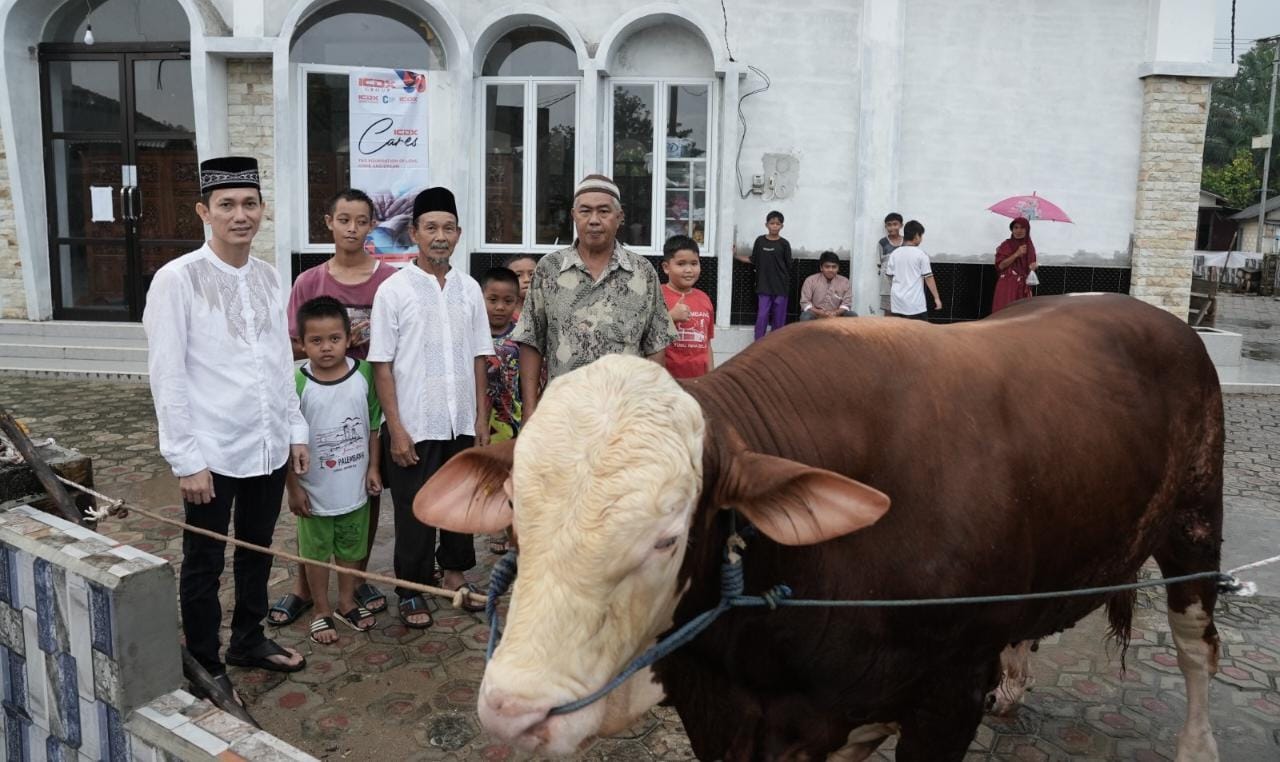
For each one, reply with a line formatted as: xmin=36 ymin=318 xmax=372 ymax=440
xmin=992 ymin=216 xmax=1037 ymax=313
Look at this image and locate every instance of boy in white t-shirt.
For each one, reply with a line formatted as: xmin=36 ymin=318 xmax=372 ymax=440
xmin=885 ymin=219 xmax=943 ymax=321
xmin=289 ymin=296 xmax=383 ymax=644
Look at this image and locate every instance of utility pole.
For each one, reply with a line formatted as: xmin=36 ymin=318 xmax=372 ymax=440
xmin=1258 ymin=36 xmax=1280 ymax=254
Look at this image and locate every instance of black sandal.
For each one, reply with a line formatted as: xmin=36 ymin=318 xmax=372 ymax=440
xmin=398 ymin=595 xmax=434 ymax=629
xmin=267 ymin=593 xmax=313 ymax=627
xmin=354 ymin=583 xmax=387 ymax=614
xmin=336 ymin=606 xmax=376 ymax=632
xmin=225 ymin=638 xmax=306 ymax=673
xmin=455 ymin=582 xmax=486 ymax=613
xmin=308 ymin=617 xmax=338 ymax=645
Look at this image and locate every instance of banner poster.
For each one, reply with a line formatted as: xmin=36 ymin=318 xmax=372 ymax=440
xmin=349 ymin=68 xmax=429 ymax=262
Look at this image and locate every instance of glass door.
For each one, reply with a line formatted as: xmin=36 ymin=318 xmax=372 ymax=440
xmin=40 ymin=48 xmax=201 ymax=321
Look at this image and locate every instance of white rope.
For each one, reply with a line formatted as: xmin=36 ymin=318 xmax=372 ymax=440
xmin=1228 ymin=553 xmax=1280 ymax=575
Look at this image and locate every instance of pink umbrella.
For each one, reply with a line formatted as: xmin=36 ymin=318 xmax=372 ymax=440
xmin=987 ymin=192 xmax=1073 ymax=223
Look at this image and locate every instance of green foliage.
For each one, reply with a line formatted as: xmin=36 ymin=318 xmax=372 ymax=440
xmin=1203 ymin=149 xmax=1265 ymax=209
xmin=1204 ymin=42 xmax=1279 ymax=198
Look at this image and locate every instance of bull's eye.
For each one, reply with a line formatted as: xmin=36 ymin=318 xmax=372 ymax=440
xmin=653 ymin=536 xmax=678 ymax=551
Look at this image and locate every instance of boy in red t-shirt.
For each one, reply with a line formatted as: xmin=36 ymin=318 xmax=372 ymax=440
xmin=661 ymin=235 xmax=715 ymax=379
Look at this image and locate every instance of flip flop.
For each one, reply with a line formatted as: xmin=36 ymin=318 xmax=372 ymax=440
xmin=336 ymin=606 xmax=376 ymax=632
xmin=398 ymin=595 xmax=434 ymax=629
xmin=225 ymin=638 xmax=306 ymax=673
xmin=354 ymin=583 xmax=387 ymax=614
xmin=267 ymin=593 xmax=312 ymax=627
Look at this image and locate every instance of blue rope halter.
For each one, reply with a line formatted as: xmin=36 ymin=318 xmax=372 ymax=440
xmin=484 ymin=526 xmax=782 ymax=716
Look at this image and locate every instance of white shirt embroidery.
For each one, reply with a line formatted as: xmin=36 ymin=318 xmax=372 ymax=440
xmin=144 ymin=245 xmax=307 ymax=478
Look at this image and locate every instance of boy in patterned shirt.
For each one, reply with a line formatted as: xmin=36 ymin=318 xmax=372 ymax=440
xmin=480 ymin=267 xmax=522 ymax=554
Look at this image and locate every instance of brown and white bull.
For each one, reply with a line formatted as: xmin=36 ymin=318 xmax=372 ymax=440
xmin=416 ymin=294 xmax=1224 ymax=761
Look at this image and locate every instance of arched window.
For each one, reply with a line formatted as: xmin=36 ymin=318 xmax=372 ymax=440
xmin=607 ymin=23 xmax=716 ymax=251
xmin=44 ymin=0 xmax=190 ymax=44
xmin=479 ymin=28 xmax=580 ymax=249
xmin=293 ymin=0 xmax=445 ymax=249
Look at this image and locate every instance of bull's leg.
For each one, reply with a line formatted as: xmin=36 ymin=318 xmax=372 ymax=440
xmin=825 ymin=723 xmax=899 ymax=762
xmin=894 ymin=659 xmax=996 ymax=762
xmin=1154 ymin=484 xmax=1223 ymax=762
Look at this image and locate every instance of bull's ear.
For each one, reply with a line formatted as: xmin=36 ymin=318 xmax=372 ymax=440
xmin=414 ymin=439 xmax=516 ymax=533
xmin=718 ymin=449 xmax=890 ymax=546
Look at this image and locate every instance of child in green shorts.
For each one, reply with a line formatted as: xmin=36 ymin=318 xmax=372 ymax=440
xmin=289 ymin=296 xmax=383 ymax=644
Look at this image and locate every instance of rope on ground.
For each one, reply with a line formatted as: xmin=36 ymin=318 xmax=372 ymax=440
xmin=53 ymin=475 xmax=486 ymax=611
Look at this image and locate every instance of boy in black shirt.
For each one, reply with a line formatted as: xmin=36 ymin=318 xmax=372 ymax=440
xmin=736 ymin=210 xmax=792 ymax=340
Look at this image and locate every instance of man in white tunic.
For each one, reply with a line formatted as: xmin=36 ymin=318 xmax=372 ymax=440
xmin=143 ymin=156 xmax=308 ymax=699
xmin=368 ymin=187 xmax=493 ymax=629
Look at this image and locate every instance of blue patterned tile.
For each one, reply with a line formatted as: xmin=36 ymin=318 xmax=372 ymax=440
xmin=45 ymin=733 xmax=68 ymax=762
xmin=99 ymin=701 xmax=128 ymax=762
xmin=0 ymin=543 xmax=12 ymax=606
xmin=5 ymin=706 xmax=29 ymax=762
xmin=34 ymin=557 xmax=55 ymax=654
xmin=88 ymin=584 xmax=112 ymax=658
xmin=49 ymin=652 xmax=80 ymax=747
xmin=3 ymin=645 xmax=27 ymax=712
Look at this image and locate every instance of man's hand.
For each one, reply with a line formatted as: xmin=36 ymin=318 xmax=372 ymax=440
xmin=389 ymin=425 xmax=418 ymax=467
xmin=288 ymin=486 xmax=312 ymax=517
xmin=291 ymin=444 xmax=309 ymax=475
xmin=475 ymin=416 xmax=491 ymax=447
xmin=933 ymin=297 xmax=943 ymax=311
xmin=349 ymin=319 xmax=371 ymax=347
xmin=179 ymin=469 xmax=215 ymax=505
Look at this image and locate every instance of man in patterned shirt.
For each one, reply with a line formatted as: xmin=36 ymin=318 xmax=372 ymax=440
xmin=512 ymin=174 xmax=677 ymax=418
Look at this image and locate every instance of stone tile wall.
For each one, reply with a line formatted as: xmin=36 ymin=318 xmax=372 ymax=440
xmin=227 ymin=60 xmax=276 ymax=265
xmin=1129 ymin=75 xmax=1214 ymax=319
xmin=0 ymin=504 xmax=315 ymax=762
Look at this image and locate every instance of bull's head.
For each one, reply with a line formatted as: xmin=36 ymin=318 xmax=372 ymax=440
xmin=415 ymin=355 xmax=889 ymax=755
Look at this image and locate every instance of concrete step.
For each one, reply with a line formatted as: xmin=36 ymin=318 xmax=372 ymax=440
xmin=0 ymin=341 xmax=148 ymax=363
xmin=0 ymin=319 xmax=146 ymax=341
xmin=0 ymin=356 xmax=149 ymax=382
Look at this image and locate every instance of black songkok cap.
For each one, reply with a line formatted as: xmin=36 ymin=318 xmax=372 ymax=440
xmin=199 ymin=156 xmax=260 ymax=194
xmin=413 ymin=187 xmax=458 ymax=222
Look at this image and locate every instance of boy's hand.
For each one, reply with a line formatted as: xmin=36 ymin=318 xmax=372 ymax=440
xmin=179 ymin=469 xmax=215 ymax=505
xmin=291 ymin=444 xmax=310 ymax=475
xmin=933 ymin=297 xmax=943 ymax=311
xmin=475 ymin=415 xmax=491 ymax=447
xmin=288 ymin=487 xmax=312 ymax=518
xmin=669 ymin=299 xmax=691 ymax=323
xmin=389 ymin=425 xmax=418 ymax=467
xmin=366 ymin=470 xmax=383 ymax=497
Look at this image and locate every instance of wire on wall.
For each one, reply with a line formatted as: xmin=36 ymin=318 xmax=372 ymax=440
xmin=735 ymin=66 xmax=771 ymax=199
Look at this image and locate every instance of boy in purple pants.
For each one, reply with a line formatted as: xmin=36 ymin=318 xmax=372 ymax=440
xmin=736 ymin=210 xmax=792 ymax=340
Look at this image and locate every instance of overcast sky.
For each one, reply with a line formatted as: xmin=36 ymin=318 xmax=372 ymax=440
xmin=1215 ymin=0 xmax=1280 ymax=62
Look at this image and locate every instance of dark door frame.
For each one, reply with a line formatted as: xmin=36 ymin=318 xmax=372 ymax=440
xmin=39 ymin=42 xmax=199 ymax=321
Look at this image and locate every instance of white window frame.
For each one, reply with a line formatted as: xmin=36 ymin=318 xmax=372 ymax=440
xmin=606 ymin=77 xmax=718 ymax=256
xmin=474 ymin=76 xmax=582 ymax=252
xmin=295 ymin=62 xmax=363 ymax=255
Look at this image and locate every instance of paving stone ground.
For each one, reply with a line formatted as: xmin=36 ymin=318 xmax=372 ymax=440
xmin=2 ymin=376 xmax=1279 ymax=761
xmin=1216 ymin=293 xmax=1280 ymax=364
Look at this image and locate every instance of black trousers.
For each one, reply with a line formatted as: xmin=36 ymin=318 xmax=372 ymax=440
xmin=382 ymin=430 xmax=477 ymax=599
xmin=180 ymin=466 xmax=286 ymax=675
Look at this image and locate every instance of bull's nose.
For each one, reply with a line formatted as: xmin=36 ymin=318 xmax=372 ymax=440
xmin=478 ymin=688 xmax=553 ymax=745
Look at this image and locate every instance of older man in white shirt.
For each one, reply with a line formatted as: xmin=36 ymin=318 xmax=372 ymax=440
xmin=369 ymin=187 xmax=493 ymax=629
xmin=143 ymin=156 xmax=308 ymax=700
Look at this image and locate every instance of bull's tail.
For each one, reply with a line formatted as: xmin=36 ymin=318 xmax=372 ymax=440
xmin=1105 ymin=587 xmax=1136 ymax=669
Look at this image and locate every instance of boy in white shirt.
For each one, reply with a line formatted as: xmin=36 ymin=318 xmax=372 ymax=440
xmin=885 ymin=219 xmax=943 ymax=321
xmin=289 ymin=296 xmax=383 ymax=644
xmin=368 ymin=187 xmax=494 ymax=629
xmin=143 ymin=156 xmax=308 ymax=701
